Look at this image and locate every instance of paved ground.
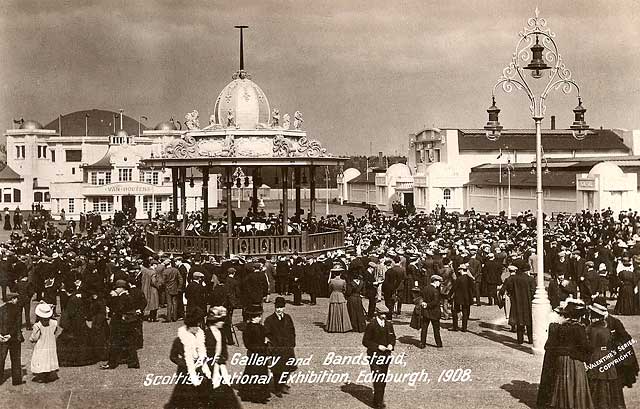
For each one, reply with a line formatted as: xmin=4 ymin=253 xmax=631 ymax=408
xmin=2 ymin=293 xmax=639 ymax=409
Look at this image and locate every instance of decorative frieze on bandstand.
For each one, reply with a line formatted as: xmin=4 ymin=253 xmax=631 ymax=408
xmin=162 ymin=132 xmax=330 ymax=159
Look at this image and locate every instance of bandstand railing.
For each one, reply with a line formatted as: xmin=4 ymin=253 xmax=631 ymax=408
xmin=146 ymin=229 xmax=345 ymax=256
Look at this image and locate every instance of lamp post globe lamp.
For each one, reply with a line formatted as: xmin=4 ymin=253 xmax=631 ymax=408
xmin=484 ymin=8 xmax=590 ymax=354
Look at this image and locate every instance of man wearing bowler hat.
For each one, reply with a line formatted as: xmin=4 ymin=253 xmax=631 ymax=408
xmin=419 ymin=275 xmax=443 ymax=348
xmin=264 ymin=297 xmax=296 ymax=397
xmin=362 ymin=304 xmax=396 ymax=409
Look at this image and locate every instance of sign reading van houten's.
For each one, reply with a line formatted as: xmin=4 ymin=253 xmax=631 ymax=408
xmin=83 ymin=182 xmax=168 ymax=196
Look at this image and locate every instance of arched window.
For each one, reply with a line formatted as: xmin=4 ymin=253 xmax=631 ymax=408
xmin=443 ymin=188 xmax=451 ymax=201
xmin=34 ymin=192 xmax=43 ymax=202
xmin=44 ymin=192 xmax=51 ymax=202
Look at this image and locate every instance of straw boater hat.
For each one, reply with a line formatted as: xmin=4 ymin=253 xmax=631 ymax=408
xmin=35 ymin=302 xmax=53 ymax=319
xmin=588 ymin=302 xmax=608 ymax=318
xmin=207 ymin=306 xmax=227 ymax=323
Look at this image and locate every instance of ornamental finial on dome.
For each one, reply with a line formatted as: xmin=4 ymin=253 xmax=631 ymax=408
xmin=232 ymin=25 xmax=251 ymax=80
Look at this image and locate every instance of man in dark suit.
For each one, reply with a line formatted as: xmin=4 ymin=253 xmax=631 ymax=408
xmin=0 ymin=291 xmax=24 ymax=385
xmin=185 ymin=271 xmax=207 ymax=318
xmin=362 ymin=304 xmax=396 ymax=409
xmin=162 ymin=260 xmax=183 ymax=322
xmin=451 ymin=264 xmax=474 ymax=332
xmin=499 ymin=265 xmax=534 ymax=344
xmin=264 ymin=297 xmax=296 ymax=397
xmin=382 ymin=255 xmax=405 ymax=320
xmin=419 ymin=275 xmax=443 ymax=348
xmin=482 ymin=253 xmax=503 ymax=306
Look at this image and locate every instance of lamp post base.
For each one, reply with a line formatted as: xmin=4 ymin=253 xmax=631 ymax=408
xmin=532 ymin=286 xmax=552 ymax=355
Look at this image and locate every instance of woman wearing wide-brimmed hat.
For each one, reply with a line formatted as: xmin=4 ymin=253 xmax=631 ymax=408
xmin=166 ymin=306 xmax=211 ymax=409
xmin=325 ymin=261 xmax=352 ymax=333
xmin=537 ymin=298 xmax=594 ymax=409
xmin=238 ymin=303 xmax=271 ymax=404
xmin=29 ymin=302 xmax=60 ymax=383
xmin=585 ymin=301 xmax=626 ymax=409
xmin=204 ymin=306 xmax=241 ymax=408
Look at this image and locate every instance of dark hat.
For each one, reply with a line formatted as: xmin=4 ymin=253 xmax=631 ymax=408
xmin=245 ymin=304 xmax=263 ymax=317
xmin=114 ymin=280 xmax=128 ymax=289
xmin=274 ymin=297 xmax=286 ymax=308
xmin=184 ymin=306 xmax=205 ymax=327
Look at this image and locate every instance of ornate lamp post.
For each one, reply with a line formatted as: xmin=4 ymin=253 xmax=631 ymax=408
xmin=484 ymin=9 xmax=590 ymax=353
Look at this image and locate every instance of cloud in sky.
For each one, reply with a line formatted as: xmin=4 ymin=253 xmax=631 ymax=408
xmin=1 ymin=0 xmax=639 ymax=155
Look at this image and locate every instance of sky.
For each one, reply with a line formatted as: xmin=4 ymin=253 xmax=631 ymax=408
xmin=1 ymin=0 xmax=639 ymax=156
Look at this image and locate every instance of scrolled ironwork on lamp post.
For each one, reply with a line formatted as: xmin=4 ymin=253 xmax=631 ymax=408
xmin=484 ymin=8 xmax=591 ymax=354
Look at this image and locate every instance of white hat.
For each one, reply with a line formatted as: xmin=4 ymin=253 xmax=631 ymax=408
xmin=35 ymin=302 xmax=53 ymax=319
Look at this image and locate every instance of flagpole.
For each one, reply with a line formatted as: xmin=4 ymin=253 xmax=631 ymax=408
xmin=58 ymin=114 xmax=62 ymax=136
xmin=85 ymin=114 xmax=88 ymax=137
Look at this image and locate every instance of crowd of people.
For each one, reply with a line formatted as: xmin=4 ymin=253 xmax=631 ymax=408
xmin=1 ymin=204 xmax=639 ymax=409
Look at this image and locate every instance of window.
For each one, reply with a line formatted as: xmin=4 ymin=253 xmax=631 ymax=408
xmin=68 ymin=198 xmax=74 ymax=213
xmin=65 ymin=150 xmax=82 ymax=162
xmin=34 ymin=192 xmax=43 ymax=202
xmin=50 ymin=150 xmax=56 ymax=162
xmin=71 ymin=167 xmax=75 ymax=175
xmin=37 ymin=146 xmax=47 ymax=159
xmin=15 ymin=145 xmax=25 ymax=159
xmin=44 ymin=192 xmax=50 ymax=202
xmin=92 ymin=197 xmax=113 ymax=213
xmin=143 ymin=196 xmax=162 ymax=213
xmin=92 ymin=171 xmax=111 ymax=185
xmin=118 ymin=168 xmax=132 ymax=182
xmin=141 ymin=171 xmax=159 ymax=185
xmin=13 ymin=189 xmax=20 ymax=203
xmin=443 ymin=188 xmax=452 ymax=203
xmin=3 ymin=188 xmax=12 ymax=203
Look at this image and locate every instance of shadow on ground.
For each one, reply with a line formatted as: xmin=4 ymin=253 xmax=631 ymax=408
xmin=500 ymin=380 xmax=539 ymax=409
xmin=340 ymin=382 xmax=374 ymax=408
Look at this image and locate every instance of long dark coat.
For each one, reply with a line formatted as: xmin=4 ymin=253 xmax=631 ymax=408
xmin=241 ymin=270 xmax=268 ymax=308
xmin=501 ymin=272 xmax=534 ymax=326
xmin=451 ymin=274 xmax=475 ymax=306
xmin=263 ymin=312 xmax=297 ymax=374
xmin=420 ymin=284 xmax=441 ymax=320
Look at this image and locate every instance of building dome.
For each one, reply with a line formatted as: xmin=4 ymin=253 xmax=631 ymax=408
xmin=154 ymin=121 xmax=178 ymax=131
xmin=588 ymin=162 xmax=624 ymax=179
xmin=213 ymin=71 xmax=270 ymax=129
xmin=386 ymin=163 xmax=412 ymax=178
xmin=342 ymin=168 xmax=361 ymax=183
xmin=44 ymin=109 xmax=147 ymax=136
xmin=19 ymin=120 xmax=44 ymax=130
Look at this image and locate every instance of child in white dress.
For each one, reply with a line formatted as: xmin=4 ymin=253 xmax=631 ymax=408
xmin=30 ymin=302 xmax=60 ymax=383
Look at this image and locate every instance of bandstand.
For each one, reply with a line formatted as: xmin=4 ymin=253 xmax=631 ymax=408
xmin=142 ymin=27 xmax=348 ymax=256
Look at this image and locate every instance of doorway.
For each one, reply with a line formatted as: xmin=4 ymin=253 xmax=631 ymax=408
xmin=122 ymin=195 xmax=136 ymax=218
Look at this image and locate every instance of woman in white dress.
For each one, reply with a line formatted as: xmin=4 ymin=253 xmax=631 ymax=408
xmin=30 ymin=302 xmax=60 ymax=383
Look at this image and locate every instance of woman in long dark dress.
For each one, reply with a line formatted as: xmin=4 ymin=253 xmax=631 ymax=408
xmin=345 ymin=274 xmax=367 ymax=332
xmin=614 ymin=267 xmax=636 ymax=315
xmin=537 ymin=298 xmax=594 ymax=409
xmin=56 ymin=291 xmax=95 ymax=366
xmin=238 ymin=304 xmax=271 ymax=404
xmin=3 ymin=210 xmax=11 ymax=230
xmin=325 ymin=263 xmax=352 ymax=333
xmin=586 ymin=302 xmax=626 ymax=409
xmin=86 ymin=292 xmax=110 ymax=362
xmin=204 ymin=306 xmax=241 ymax=409
xmin=166 ymin=307 xmax=211 ymax=409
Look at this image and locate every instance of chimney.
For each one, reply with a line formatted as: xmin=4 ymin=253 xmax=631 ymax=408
xmin=378 ymin=151 xmax=383 ymax=168
xmin=551 ymin=115 xmax=556 ymax=130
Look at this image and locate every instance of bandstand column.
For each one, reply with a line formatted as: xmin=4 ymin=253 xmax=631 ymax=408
xmin=281 ymin=167 xmax=289 ymax=236
xmin=294 ymin=167 xmax=301 ymax=218
xmin=180 ymin=167 xmax=187 ymax=236
xmin=309 ymin=165 xmax=316 ymax=218
xmin=251 ymin=168 xmax=258 ymax=214
xmin=202 ymin=167 xmax=209 ymax=231
xmin=225 ymin=167 xmax=233 ymax=237
xmin=171 ymin=168 xmax=178 ymax=220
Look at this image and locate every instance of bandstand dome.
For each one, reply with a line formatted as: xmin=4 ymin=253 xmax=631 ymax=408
xmin=19 ymin=120 xmax=44 ymax=130
xmin=588 ymin=162 xmax=625 ymax=179
xmin=213 ymin=72 xmax=271 ymax=129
